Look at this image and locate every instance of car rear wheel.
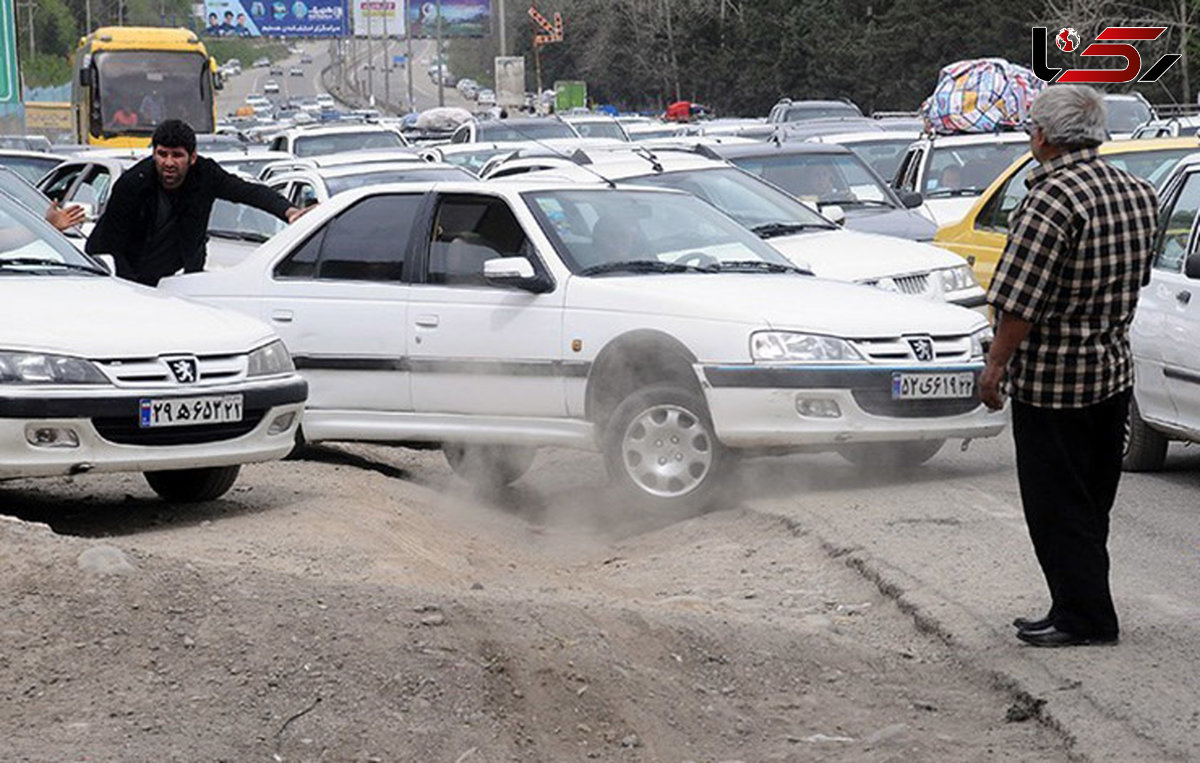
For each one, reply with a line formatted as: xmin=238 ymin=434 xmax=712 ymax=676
xmin=603 ymin=384 xmax=733 ymax=514
xmin=443 ymin=444 xmax=537 ymax=489
xmin=837 ymin=440 xmax=945 ymax=469
xmin=1122 ymin=397 xmax=1168 ymax=472
xmin=144 ymin=465 xmax=241 ymax=503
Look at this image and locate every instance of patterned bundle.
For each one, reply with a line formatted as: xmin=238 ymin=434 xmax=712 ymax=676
xmin=920 ymin=58 xmax=1046 ymax=135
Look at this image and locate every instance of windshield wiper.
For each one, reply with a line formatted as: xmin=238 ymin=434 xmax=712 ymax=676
xmin=578 ymin=260 xmax=706 ymax=276
xmin=699 ymin=260 xmax=811 ymax=275
xmin=825 ymin=198 xmax=895 ymax=208
xmin=924 ymin=188 xmax=984 ymax=198
xmin=0 ymin=257 xmax=107 ymax=275
xmin=208 ymin=229 xmax=271 ymax=243
xmin=750 ymin=221 xmax=835 ymax=238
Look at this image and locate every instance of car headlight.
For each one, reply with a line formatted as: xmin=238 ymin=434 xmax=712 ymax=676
xmin=750 ymin=332 xmax=865 ymax=363
xmin=0 ymin=351 xmax=108 ymax=385
xmin=247 ymin=340 xmax=295 ymax=377
xmin=938 ymin=265 xmax=978 ymax=292
xmin=969 ymin=326 xmax=993 ymax=359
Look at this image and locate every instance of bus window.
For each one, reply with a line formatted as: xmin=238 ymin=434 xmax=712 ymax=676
xmin=95 ymin=51 xmax=215 ymax=134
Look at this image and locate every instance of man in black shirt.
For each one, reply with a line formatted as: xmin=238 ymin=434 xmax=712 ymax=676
xmin=87 ymin=120 xmax=308 ymax=285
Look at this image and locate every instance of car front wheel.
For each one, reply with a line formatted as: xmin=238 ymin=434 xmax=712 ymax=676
xmin=144 ymin=465 xmax=241 ymax=502
xmin=603 ymin=384 xmax=733 ymax=514
xmin=1122 ymin=397 xmax=1168 ymax=472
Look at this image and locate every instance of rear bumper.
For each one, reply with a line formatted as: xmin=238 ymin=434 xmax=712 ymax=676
xmin=0 ymin=377 xmax=307 ymax=479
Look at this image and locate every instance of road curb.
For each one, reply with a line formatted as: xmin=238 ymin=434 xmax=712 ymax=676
xmin=758 ymin=506 xmax=1173 ymax=762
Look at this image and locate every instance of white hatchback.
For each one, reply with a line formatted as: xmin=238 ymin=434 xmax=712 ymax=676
xmin=0 ymin=195 xmax=307 ymax=501
xmin=161 ymin=181 xmax=1005 ymax=512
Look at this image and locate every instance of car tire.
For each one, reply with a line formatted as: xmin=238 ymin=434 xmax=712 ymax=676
xmin=1122 ymin=397 xmax=1168 ymax=472
xmin=837 ymin=440 xmax=945 ymax=469
xmin=144 ymin=465 xmax=241 ymax=503
xmin=443 ymin=444 xmax=537 ymax=489
xmin=603 ymin=384 xmax=733 ymax=514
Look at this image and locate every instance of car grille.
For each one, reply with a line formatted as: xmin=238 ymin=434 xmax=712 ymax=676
xmin=851 ymin=390 xmax=981 ymax=418
xmin=93 ymin=353 xmax=247 ymax=387
xmin=92 ymin=411 xmax=265 ymax=446
xmin=853 ymin=335 xmax=973 ymax=362
xmin=893 ymin=274 xmax=929 ymax=295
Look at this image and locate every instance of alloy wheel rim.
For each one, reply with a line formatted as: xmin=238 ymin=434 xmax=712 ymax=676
xmin=621 ymin=404 xmax=713 ymax=498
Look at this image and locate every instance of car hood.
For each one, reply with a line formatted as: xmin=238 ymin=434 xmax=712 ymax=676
xmin=0 ymin=277 xmax=276 ymax=358
xmin=839 ymin=206 xmax=938 ymax=241
xmin=766 ymin=228 xmax=966 ymax=282
xmin=922 ymin=197 xmax=978 ymax=228
xmin=566 ymin=273 xmax=986 ymax=336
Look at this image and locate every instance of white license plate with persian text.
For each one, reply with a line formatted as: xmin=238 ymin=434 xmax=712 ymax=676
xmin=891 ymin=372 xmax=975 ymax=400
xmin=139 ymin=395 xmax=244 ymax=428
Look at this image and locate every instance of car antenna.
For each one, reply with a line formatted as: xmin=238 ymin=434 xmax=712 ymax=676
xmin=489 ymin=121 xmax=618 ymax=188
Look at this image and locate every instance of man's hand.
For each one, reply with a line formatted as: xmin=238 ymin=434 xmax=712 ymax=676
xmin=980 ymin=359 xmax=1007 ymax=411
xmin=46 ymin=201 xmax=86 ymax=232
xmin=285 ymin=204 xmax=314 ymax=223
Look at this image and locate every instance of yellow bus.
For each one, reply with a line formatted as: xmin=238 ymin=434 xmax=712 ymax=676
xmin=73 ymin=26 xmax=221 ymax=147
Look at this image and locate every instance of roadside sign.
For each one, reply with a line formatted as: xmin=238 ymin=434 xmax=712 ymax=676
xmin=393 ymin=54 xmax=407 ymax=65
xmin=495 ymin=56 xmax=525 ymax=108
xmin=0 ymin=0 xmax=19 ymax=104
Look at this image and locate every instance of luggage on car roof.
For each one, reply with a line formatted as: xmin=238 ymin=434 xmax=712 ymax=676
xmin=920 ymin=58 xmax=1045 ymax=135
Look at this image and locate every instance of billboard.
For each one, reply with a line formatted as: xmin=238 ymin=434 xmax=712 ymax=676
xmin=494 ymin=56 xmax=525 ymax=108
xmin=201 ymin=0 xmax=347 ymax=38
xmin=353 ymin=0 xmax=406 ymax=37
xmin=409 ymin=0 xmax=491 ymax=38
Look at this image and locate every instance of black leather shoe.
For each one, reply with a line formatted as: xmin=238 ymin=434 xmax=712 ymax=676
xmin=1017 ymin=626 xmax=1118 ymax=648
xmin=1013 ymin=615 xmax=1053 ymax=631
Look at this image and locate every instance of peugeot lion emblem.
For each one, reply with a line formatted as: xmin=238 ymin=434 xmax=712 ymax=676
xmin=166 ymin=356 xmax=199 ymax=384
xmin=907 ymin=336 xmax=935 ymax=362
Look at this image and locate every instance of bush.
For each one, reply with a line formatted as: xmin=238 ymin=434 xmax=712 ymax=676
xmin=20 ymin=53 xmax=73 ymax=88
xmin=204 ymin=38 xmax=290 ymax=66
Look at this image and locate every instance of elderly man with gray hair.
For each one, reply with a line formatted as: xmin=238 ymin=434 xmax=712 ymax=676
xmin=981 ymin=84 xmax=1159 ymax=647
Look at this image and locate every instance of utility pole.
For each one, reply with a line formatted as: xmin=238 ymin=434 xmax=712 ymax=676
xmin=436 ymin=0 xmax=444 ymax=107
xmin=405 ymin=0 xmax=413 ymax=112
xmin=85 ymin=0 xmax=91 ymax=34
xmin=383 ymin=4 xmax=390 ymax=112
xmin=497 ymin=0 xmax=506 ymax=57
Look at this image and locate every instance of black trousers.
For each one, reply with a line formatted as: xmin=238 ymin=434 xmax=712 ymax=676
xmin=1011 ymin=389 xmax=1130 ymax=639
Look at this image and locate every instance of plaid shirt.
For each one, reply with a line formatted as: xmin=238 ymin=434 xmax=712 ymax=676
xmin=986 ymin=147 xmax=1158 ymax=409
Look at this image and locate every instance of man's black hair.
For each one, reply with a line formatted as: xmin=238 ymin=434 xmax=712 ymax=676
xmin=152 ymin=120 xmax=197 ymax=154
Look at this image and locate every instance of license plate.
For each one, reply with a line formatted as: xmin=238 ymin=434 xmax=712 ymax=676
xmin=138 ymin=395 xmax=243 ymax=428
xmin=891 ymin=372 xmax=975 ymax=400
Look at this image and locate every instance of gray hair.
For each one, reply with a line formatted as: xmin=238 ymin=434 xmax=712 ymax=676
xmin=1028 ymin=85 xmax=1108 ymax=148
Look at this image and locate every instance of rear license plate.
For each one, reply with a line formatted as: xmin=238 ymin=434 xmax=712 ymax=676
xmin=891 ymin=372 xmax=975 ymax=400
xmin=139 ymin=395 xmax=243 ymax=428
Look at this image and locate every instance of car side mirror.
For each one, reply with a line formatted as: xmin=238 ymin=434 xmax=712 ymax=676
xmin=91 ymin=253 xmax=116 ymax=274
xmin=1185 ymin=251 xmax=1200 ymax=280
xmin=898 ymin=190 xmax=923 ymax=209
xmin=821 ymin=204 xmax=846 ymax=225
xmin=484 ymin=256 xmax=551 ymax=293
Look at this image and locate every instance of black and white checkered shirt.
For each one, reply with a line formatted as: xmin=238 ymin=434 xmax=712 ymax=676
xmin=986 ymin=146 xmax=1159 ymax=409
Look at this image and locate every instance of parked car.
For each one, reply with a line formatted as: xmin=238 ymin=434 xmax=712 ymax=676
xmin=517 ymin=149 xmax=985 ymax=309
xmin=706 ymin=141 xmax=937 ymax=241
xmin=476 ymin=88 xmax=497 ymax=107
xmin=561 ymin=115 xmax=630 ymax=141
xmin=160 ymin=181 xmax=1003 ymax=511
xmin=253 ymin=57 xmax=271 ymax=68
xmin=267 ymin=125 xmax=408 ymax=157
xmin=1104 ymin=92 xmax=1156 ymax=140
xmin=0 ymin=134 xmax=53 ymax=152
xmin=263 ymin=80 xmax=281 ymax=95
xmin=0 ymin=191 xmax=306 ymax=501
xmin=936 ymin=136 xmax=1200 ymax=287
xmin=0 ymin=149 xmax=64 ymax=185
xmin=890 ymin=132 xmax=1031 ymax=228
xmin=269 ymin=65 xmax=284 ymax=76
xmin=289 ymin=66 xmax=304 ymax=77
xmin=448 ymin=117 xmax=579 ymax=144
xmin=267 ymin=162 xmax=476 ymax=207
xmin=806 ymin=131 xmax=922 ymax=186
xmin=768 ymin=98 xmax=863 ymax=125
xmin=1125 ymin=150 xmax=1200 ymax=470
xmin=1131 ymin=116 xmax=1200 ymax=139
xmin=300 ymin=53 xmax=313 ymax=64
xmin=257 ymin=148 xmax=424 ymax=180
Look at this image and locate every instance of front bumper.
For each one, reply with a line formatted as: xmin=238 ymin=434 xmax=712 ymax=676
xmin=699 ymin=363 xmax=1008 ymax=449
xmin=0 ymin=376 xmax=307 ymax=479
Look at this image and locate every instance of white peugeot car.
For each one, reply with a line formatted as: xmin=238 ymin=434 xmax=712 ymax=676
xmin=0 ymin=194 xmax=307 ymax=502
xmin=161 ymin=181 xmax=1005 ymax=512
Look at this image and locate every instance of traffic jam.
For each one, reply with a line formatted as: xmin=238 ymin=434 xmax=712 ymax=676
xmin=4 ymin=27 xmax=1199 ymax=515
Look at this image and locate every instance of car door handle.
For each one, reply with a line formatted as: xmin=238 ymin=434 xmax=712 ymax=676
xmin=415 ymin=314 xmax=440 ymax=328
xmin=1177 ymin=290 xmax=1192 ymax=305
xmin=270 ymin=309 xmax=294 ymax=323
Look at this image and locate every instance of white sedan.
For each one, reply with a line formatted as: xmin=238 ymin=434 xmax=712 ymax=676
xmin=161 ymin=181 xmax=1005 ymax=512
xmin=0 ymin=194 xmax=307 ymax=501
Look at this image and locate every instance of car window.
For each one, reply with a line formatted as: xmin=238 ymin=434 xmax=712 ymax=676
xmin=209 ymin=199 xmax=286 ymax=242
xmin=292 ymin=131 xmax=405 ymax=158
xmin=324 ymin=167 xmax=474 ymax=195
xmin=274 ymin=194 xmax=422 ymax=281
xmin=39 ymin=164 xmax=87 ymax=203
xmin=0 ymin=155 xmax=62 ymax=184
xmin=731 ymin=153 xmax=893 ymax=206
xmin=1153 ymin=171 xmax=1200 ymax=273
xmin=1106 ymin=148 xmax=1195 ymax=189
xmin=292 ymin=182 xmax=319 ymax=208
xmin=568 ymin=121 xmax=627 ymax=140
xmin=924 ymin=142 xmax=1028 ymax=197
xmin=0 ymin=193 xmax=95 ymax=269
xmin=0 ymin=166 xmax=52 ymax=213
xmin=975 ymin=159 xmax=1035 ymax=231
xmin=73 ymin=166 xmax=112 ymax=209
xmin=893 ymin=147 xmax=920 ymax=191
xmin=843 ymin=140 xmax=911 ymax=182
xmin=427 ymin=195 xmax=532 ymax=287
xmin=628 ymin=167 xmax=832 ymax=229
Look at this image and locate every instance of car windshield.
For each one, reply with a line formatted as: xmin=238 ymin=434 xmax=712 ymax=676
xmin=783 ymin=104 xmax=861 ymax=122
xmin=293 ymin=131 xmax=405 ymax=157
xmin=476 ymin=121 xmax=578 ymax=142
xmin=568 ymin=121 xmax=628 ymax=141
xmin=208 ymin=199 xmax=286 ymax=242
xmin=95 ymin=50 xmax=215 ymax=134
xmin=730 ymin=152 xmax=894 ymax=207
xmin=0 ymin=167 xmax=52 ymax=213
xmin=839 ymin=138 xmax=913 ymax=181
xmin=924 ymin=141 xmax=1029 ymax=197
xmin=1110 ymin=148 xmax=1199 ymax=187
xmin=524 ymin=189 xmax=798 ymax=275
xmin=324 ymin=167 xmax=474 ymax=195
xmin=217 ymin=156 xmax=280 ymax=177
xmin=628 ymin=128 xmax=681 ymax=142
xmin=0 ymin=154 xmax=63 ymax=184
xmin=439 ymin=146 xmax=521 ymax=174
xmin=626 ymin=166 xmax=836 ymax=232
xmin=1106 ymin=99 xmax=1153 ymax=134
xmin=0 ymin=194 xmax=101 ymax=273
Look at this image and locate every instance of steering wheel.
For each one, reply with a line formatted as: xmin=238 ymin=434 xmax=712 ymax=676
xmin=675 ymin=251 xmax=718 ymax=268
